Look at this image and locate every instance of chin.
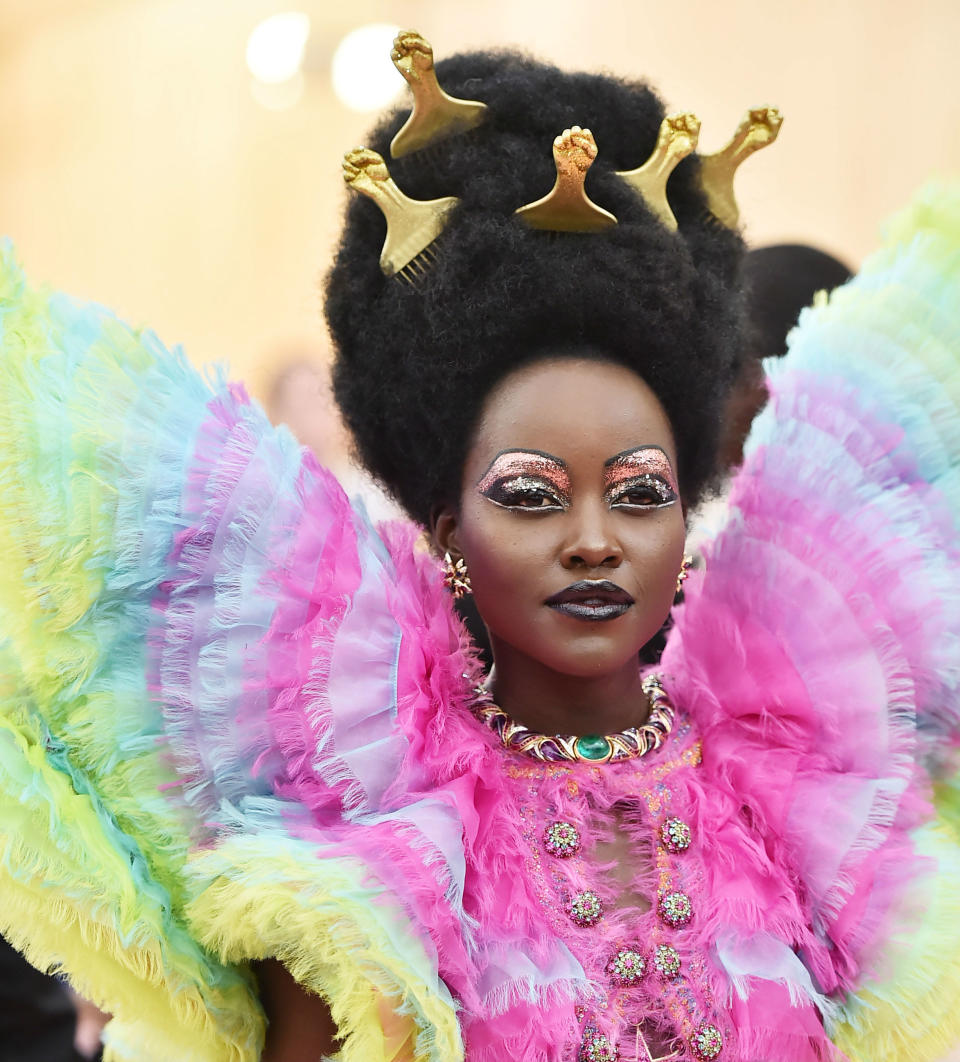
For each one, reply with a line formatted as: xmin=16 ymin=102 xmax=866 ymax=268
xmin=487 ymin=609 xmax=667 ymax=679
xmin=537 ymin=635 xmax=648 ymax=678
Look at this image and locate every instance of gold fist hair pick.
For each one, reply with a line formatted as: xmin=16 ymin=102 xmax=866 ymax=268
xmin=698 ymin=107 xmax=783 ymax=228
xmin=615 ymin=112 xmax=701 ymax=231
xmin=390 ymin=31 xmax=489 ymax=159
xmin=343 ymin=30 xmax=784 ymax=276
xmin=515 ymin=126 xmax=618 ymax=233
xmin=342 ymin=147 xmax=459 ymax=281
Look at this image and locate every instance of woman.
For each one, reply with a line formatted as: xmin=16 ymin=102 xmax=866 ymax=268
xmin=1 ymin=34 xmax=959 ymax=1062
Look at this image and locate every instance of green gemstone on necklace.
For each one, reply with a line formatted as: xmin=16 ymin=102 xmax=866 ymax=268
xmin=575 ymin=734 xmax=612 ymax=760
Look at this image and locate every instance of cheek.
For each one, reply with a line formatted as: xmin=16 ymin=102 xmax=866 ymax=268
xmin=665 ymin=515 xmax=689 ymax=576
xmin=459 ymin=510 xmax=548 ymax=589
xmin=625 ymin=511 xmax=688 ymax=614
xmin=649 ymin=511 xmax=687 ymax=574
xmin=455 ymin=506 xmax=552 ymax=625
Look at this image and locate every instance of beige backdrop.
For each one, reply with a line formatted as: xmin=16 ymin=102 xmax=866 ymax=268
xmin=3 ymin=0 xmax=958 ymax=392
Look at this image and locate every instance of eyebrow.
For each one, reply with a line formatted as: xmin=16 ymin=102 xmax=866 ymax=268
xmin=603 ymin=444 xmax=672 ymax=468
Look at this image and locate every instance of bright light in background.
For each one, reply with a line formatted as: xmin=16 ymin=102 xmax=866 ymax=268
xmin=246 ymin=13 xmax=311 ymax=85
xmin=332 ymin=24 xmax=404 ymax=112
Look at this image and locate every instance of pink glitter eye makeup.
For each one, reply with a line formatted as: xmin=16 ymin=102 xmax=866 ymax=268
xmin=476 ymin=450 xmax=571 ymax=510
xmin=604 ymin=447 xmax=679 ymax=508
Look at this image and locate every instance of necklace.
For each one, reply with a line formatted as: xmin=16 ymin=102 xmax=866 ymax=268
xmin=474 ymin=673 xmax=674 ymax=763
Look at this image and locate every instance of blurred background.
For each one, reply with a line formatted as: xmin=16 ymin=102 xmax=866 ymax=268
xmin=2 ymin=0 xmax=959 ymax=397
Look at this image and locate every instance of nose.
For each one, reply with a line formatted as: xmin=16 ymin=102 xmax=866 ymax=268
xmin=560 ymin=500 xmax=623 ymax=571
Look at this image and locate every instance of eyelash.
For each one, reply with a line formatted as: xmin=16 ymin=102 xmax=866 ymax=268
xmin=479 ymin=474 xmax=677 ymax=511
xmin=606 ymin=474 xmax=677 ymax=508
xmin=481 ymin=476 xmax=568 ymax=510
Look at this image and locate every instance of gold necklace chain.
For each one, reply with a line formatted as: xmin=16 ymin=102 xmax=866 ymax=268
xmin=473 ymin=673 xmax=675 ymax=764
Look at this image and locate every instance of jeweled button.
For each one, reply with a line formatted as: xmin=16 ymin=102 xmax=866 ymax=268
xmin=689 ymin=1024 xmax=723 ymax=1060
xmin=569 ymin=890 xmax=604 ymax=927
xmin=657 ymin=890 xmax=693 ymax=928
xmin=659 ymin=817 xmax=692 ymax=854
xmin=579 ymin=1029 xmax=619 ymax=1062
xmin=543 ymin=820 xmax=581 ymax=858
xmin=606 ymin=947 xmax=646 ymax=987
xmin=575 ymin=734 xmax=612 ymax=761
xmin=653 ymin=943 xmax=681 ymax=978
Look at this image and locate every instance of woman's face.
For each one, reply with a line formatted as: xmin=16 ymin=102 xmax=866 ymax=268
xmin=433 ymin=357 xmax=687 ymax=679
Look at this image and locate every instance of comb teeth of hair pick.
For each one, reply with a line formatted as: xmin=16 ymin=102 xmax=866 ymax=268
xmin=395 ymin=243 xmax=439 ymax=285
xmin=342 ymin=146 xmax=458 ymax=279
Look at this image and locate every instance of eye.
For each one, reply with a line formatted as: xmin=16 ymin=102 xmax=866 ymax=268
xmin=481 ymin=476 xmax=567 ymax=511
xmin=608 ymin=474 xmax=677 ymax=509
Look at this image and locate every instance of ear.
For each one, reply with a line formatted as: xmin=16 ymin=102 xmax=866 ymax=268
xmin=429 ymin=502 xmax=462 ymax=559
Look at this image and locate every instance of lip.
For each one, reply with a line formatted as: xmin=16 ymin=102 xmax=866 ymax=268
xmin=545 ymin=580 xmax=634 ymax=622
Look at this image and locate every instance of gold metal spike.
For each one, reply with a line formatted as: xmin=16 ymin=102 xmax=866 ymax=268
xmin=615 ymin=113 xmax=701 ymax=231
xmin=515 ymin=126 xmax=618 ymax=233
xmin=389 ymin=30 xmax=488 ymax=159
xmin=342 ymin=147 xmax=459 ymax=276
xmin=699 ymin=107 xmax=783 ymax=228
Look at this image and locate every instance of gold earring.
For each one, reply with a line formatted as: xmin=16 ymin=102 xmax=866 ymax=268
xmin=676 ymin=555 xmax=694 ymax=596
xmin=443 ymin=552 xmax=472 ymax=598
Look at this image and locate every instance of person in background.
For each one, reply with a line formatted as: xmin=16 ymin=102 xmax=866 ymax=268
xmin=686 ymin=243 xmax=853 ymax=555
xmin=0 ymin=935 xmax=104 ymax=1061
xmin=719 ymin=243 xmax=853 ymax=470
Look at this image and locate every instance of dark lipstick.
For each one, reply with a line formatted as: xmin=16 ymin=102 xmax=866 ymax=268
xmin=545 ymin=580 xmax=634 ymax=622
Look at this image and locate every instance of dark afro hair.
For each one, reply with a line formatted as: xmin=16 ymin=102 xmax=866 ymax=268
xmin=325 ymin=49 xmax=747 ymax=526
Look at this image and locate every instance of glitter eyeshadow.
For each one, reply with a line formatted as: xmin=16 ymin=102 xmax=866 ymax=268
xmin=476 ymin=450 xmax=571 ymax=499
xmin=501 ymin=475 xmax=557 ymax=496
xmin=604 ymin=447 xmax=678 ymax=496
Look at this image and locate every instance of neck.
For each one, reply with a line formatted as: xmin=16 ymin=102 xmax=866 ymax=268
xmin=485 ymin=644 xmax=651 ymax=736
